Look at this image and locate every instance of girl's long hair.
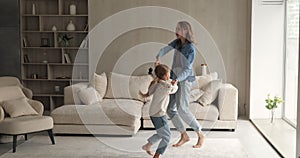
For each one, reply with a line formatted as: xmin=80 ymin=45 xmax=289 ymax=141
xmin=177 ymin=21 xmax=196 ymax=44
xmin=140 ymin=64 xmax=170 ymax=98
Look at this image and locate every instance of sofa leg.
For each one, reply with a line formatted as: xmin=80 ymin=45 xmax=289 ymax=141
xmin=13 ymin=135 xmax=17 ymax=153
xmin=47 ymin=129 xmax=55 ymax=145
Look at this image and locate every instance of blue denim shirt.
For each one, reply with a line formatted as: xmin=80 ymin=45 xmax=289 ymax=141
xmin=156 ymin=39 xmax=196 ymax=82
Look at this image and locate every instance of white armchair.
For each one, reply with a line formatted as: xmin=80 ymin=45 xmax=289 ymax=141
xmin=0 ymin=77 xmax=55 ymax=153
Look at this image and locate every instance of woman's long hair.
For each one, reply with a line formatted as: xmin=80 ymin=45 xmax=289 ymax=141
xmin=177 ymin=21 xmax=196 ymax=44
xmin=140 ymin=64 xmax=170 ymax=98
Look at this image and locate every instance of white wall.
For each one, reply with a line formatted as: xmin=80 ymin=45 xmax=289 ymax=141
xmin=250 ymin=0 xmax=285 ymax=119
xmin=89 ymin=0 xmax=251 ymax=116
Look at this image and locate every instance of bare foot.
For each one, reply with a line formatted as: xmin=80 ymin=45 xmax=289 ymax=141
xmin=172 ymin=132 xmax=190 ymax=147
xmin=193 ymin=132 xmax=204 ymax=148
xmin=153 ymin=152 xmax=160 ymax=158
xmin=142 ymin=143 xmax=153 ymax=156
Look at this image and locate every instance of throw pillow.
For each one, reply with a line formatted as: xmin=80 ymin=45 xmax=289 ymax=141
xmin=198 ymin=79 xmax=222 ymax=106
xmin=104 ymin=72 xmax=153 ymax=102
xmin=0 ymin=86 xmax=26 ymax=102
xmin=190 ymin=80 xmax=200 ymax=91
xmin=78 ymin=87 xmax=102 ymax=105
xmin=65 ymin=82 xmax=89 ymax=105
xmin=92 ymin=72 xmax=107 ymax=98
xmin=193 ymin=72 xmax=219 ymax=90
xmin=1 ymin=98 xmax=38 ymax=118
xmin=190 ymin=89 xmax=204 ymax=103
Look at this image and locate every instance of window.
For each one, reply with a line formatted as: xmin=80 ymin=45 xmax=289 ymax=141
xmin=284 ymin=0 xmax=299 ymax=127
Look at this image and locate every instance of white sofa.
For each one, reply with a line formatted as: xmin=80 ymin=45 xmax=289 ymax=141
xmin=51 ymin=72 xmax=238 ymax=136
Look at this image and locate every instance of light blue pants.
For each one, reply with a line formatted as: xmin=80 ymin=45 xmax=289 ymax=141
xmin=148 ymin=116 xmax=171 ymax=155
xmin=167 ymin=80 xmax=201 ymax=132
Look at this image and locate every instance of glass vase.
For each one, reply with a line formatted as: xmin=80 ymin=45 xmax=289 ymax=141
xmin=270 ymin=109 xmax=275 ymax=123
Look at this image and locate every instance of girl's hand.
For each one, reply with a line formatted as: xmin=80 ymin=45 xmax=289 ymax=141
xmin=171 ymin=79 xmax=178 ymax=85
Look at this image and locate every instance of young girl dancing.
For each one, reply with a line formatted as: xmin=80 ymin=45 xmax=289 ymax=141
xmin=140 ymin=64 xmax=178 ymax=158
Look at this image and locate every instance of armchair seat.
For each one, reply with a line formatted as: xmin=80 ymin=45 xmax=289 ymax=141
xmin=0 ymin=116 xmax=53 ymax=135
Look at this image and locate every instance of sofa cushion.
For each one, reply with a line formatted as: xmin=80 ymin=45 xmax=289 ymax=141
xmin=142 ymin=102 xmax=219 ymax=121
xmin=78 ymin=86 xmax=102 ymax=105
xmin=1 ymin=98 xmax=38 ymax=118
xmin=64 ymin=83 xmax=89 ymax=105
xmin=198 ymin=79 xmax=222 ymax=106
xmin=105 ymin=72 xmax=153 ymax=102
xmin=189 ymin=103 xmax=219 ymax=121
xmin=51 ymin=99 xmax=143 ymax=127
xmin=190 ymin=89 xmax=204 ymax=102
xmin=0 ymin=86 xmax=26 ymax=102
xmin=92 ymin=72 xmax=107 ymax=98
xmin=0 ymin=116 xmax=53 ymax=135
xmin=192 ymin=72 xmax=218 ymax=90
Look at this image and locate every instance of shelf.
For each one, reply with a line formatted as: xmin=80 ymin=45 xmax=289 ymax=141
xmin=22 ymin=47 xmax=88 ymax=49
xmin=22 ymin=63 xmax=88 ymax=66
xmin=34 ymin=94 xmax=64 ymax=97
xmin=23 ymin=79 xmax=49 ymax=81
xmin=50 ymin=63 xmax=88 ymax=66
xmin=23 ymin=31 xmax=88 ymax=33
xmin=20 ymin=0 xmax=89 ymax=113
xmin=22 ymin=63 xmax=48 ymax=65
xmin=22 ymin=47 xmax=61 ymax=49
xmin=22 ymin=14 xmax=88 ymax=17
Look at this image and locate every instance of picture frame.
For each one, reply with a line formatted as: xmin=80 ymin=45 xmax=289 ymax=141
xmin=41 ymin=38 xmax=50 ymax=47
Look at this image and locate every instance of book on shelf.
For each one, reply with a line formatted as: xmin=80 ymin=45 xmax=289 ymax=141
xmin=24 ymin=54 xmax=29 ymax=63
xmin=84 ymin=23 xmax=88 ymax=31
xmin=22 ymin=37 xmax=28 ymax=47
xmin=64 ymin=53 xmax=72 ymax=63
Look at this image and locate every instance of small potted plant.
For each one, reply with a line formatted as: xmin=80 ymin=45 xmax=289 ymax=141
xmin=265 ymin=94 xmax=284 ymax=123
xmin=58 ymin=34 xmax=73 ymax=47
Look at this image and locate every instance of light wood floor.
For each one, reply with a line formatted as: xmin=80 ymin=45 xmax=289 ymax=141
xmin=0 ymin=118 xmax=280 ymax=157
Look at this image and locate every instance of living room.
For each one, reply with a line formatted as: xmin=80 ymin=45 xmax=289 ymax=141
xmin=0 ymin=0 xmax=299 ymax=157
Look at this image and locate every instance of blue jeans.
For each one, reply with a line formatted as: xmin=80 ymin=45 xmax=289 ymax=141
xmin=167 ymin=80 xmax=201 ymax=132
xmin=148 ymin=116 xmax=171 ymax=155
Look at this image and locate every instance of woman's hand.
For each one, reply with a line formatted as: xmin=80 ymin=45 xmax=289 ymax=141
xmin=155 ymin=59 xmax=160 ymax=67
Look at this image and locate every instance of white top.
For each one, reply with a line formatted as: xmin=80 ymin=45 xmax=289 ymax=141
xmin=148 ymin=79 xmax=178 ymax=117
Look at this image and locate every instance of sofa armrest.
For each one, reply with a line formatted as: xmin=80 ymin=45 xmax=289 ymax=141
xmin=0 ymin=106 xmax=4 ymax=122
xmin=28 ymin=99 xmax=44 ymax=116
xmin=22 ymin=87 xmax=33 ymax=99
xmin=218 ymin=83 xmax=238 ymax=121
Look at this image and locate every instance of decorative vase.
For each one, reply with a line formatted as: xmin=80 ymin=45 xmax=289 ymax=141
xmin=270 ymin=109 xmax=275 ymax=123
xmin=32 ymin=3 xmax=36 ymax=15
xmin=52 ymin=25 xmax=57 ymax=31
xmin=66 ymin=20 xmax=75 ymax=31
xmin=201 ymin=63 xmax=207 ymax=75
xmin=69 ymin=4 xmax=76 ymax=15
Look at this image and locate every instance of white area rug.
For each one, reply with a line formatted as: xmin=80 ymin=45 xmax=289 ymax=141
xmin=0 ymin=132 xmax=248 ymax=158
